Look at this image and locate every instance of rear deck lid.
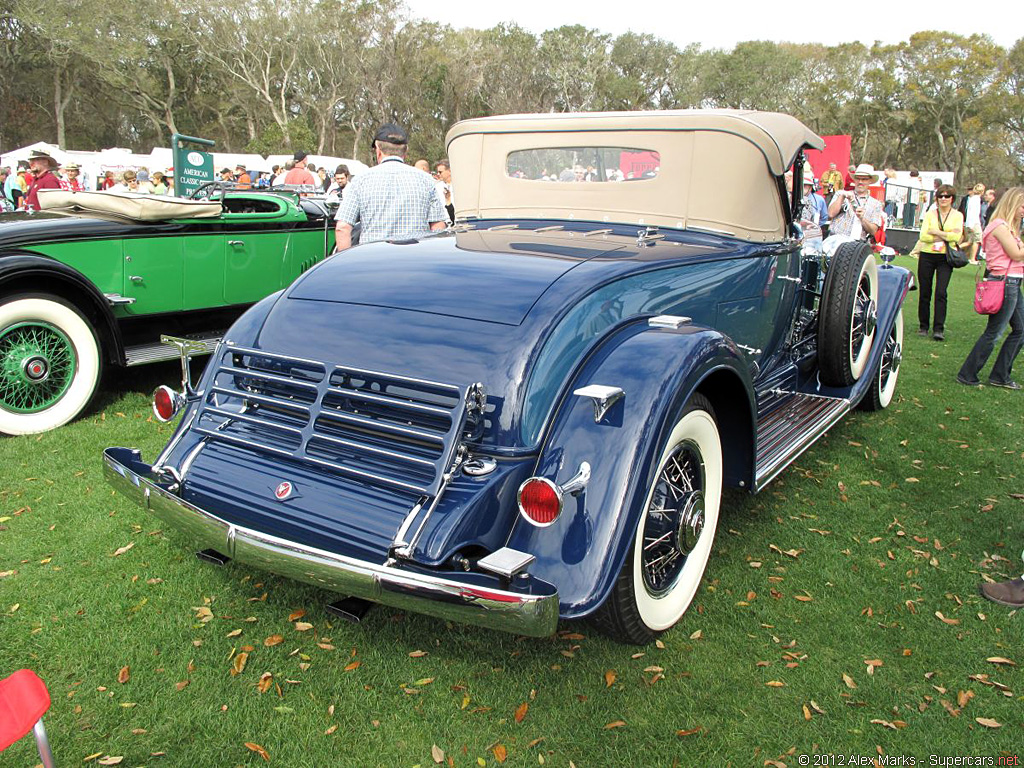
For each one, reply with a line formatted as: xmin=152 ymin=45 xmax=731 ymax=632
xmin=286 ymin=229 xmax=625 ymax=325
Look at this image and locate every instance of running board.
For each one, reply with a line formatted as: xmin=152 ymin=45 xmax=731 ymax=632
xmin=754 ymin=391 xmax=850 ymax=490
xmin=124 ymin=333 xmax=223 ymax=367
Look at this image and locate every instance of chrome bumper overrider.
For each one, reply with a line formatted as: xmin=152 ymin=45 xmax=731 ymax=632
xmin=103 ymin=447 xmax=559 ymax=637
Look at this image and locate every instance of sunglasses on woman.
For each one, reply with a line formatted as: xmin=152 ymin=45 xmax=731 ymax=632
xmin=937 ymin=193 xmax=953 ymax=199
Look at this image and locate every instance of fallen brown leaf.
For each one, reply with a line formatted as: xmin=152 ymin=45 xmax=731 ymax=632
xmin=492 ymin=744 xmax=507 ymax=763
xmin=344 ymin=661 xmax=361 ymax=672
xmin=986 ymin=656 xmax=1016 ymax=666
xmin=514 ymin=702 xmax=528 ymax=723
xmin=409 ymin=650 xmax=428 ymax=658
xmin=226 ymin=629 xmax=242 ymax=638
xmin=842 ymin=673 xmax=857 ymax=689
xmin=244 ymin=742 xmax=270 ymax=761
xmin=294 ymin=621 xmax=313 ymax=632
xmin=603 ymin=720 xmax=626 ymax=729
xmin=112 ymin=543 xmax=134 ymax=557
xmin=264 ymin=635 xmax=283 ymax=647
xmin=934 ymin=611 xmax=960 ymax=626
xmin=175 ymin=680 xmax=190 ymax=691
xmin=975 ymin=717 xmax=1002 ymax=728
xmin=676 ymin=726 xmax=702 ymax=737
xmin=431 ymin=744 xmax=445 ymax=763
xmin=231 ymin=652 xmax=248 ymax=676
xmin=288 ymin=609 xmax=306 ymax=622
xmin=604 ymin=669 xmax=616 ymax=687
xmin=117 ymin=666 xmax=130 ymax=684
xmin=765 ymin=680 xmax=785 ymax=687
xmin=97 ymin=757 xmax=124 ymax=766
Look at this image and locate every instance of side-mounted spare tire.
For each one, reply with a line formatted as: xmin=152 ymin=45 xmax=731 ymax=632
xmin=0 ymin=294 xmax=102 ymax=435
xmin=591 ymin=393 xmax=723 ymax=644
xmin=819 ymin=240 xmax=878 ymax=386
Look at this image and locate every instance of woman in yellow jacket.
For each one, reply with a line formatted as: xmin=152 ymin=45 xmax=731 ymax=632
xmin=916 ymin=184 xmax=964 ymax=341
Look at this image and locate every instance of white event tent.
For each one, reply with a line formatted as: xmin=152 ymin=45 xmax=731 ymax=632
xmin=2 ymin=143 xmax=368 ymax=192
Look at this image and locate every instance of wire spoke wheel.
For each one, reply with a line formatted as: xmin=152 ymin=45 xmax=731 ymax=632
xmin=640 ymin=440 xmax=705 ymax=597
xmin=0 ymin=296 xmax=101 ymax=435
xmin=859 ymin=309 xmax=903 ymax=412
xmin=0 ymin=321 xmax=77 ymax=413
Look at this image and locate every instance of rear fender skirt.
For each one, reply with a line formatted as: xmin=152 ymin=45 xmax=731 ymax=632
xmin=505 ymin=321 xmax=755 ymax=618
xmin=0 ymin=251 xmax=124 ymax=365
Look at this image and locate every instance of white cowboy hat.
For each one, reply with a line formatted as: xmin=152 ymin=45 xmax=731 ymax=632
xmin=852 ymin=163 xmax=879 ymax=184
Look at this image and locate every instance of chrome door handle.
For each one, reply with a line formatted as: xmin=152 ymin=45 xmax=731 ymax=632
xmin=228 ymin=240 xmax=244 ymax=247
xmin=129 ymin=275 xmax=144 ymax=283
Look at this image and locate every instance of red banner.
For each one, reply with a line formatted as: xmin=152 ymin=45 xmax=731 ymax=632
xmin=804 ymin=135 xmax=851 ymax=183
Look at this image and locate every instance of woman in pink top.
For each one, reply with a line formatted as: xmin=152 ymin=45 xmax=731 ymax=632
xmin=958 ymin=187 xmax=1024 ymax=389
xmin=960 ymin=187 xmax=1024 ymax=610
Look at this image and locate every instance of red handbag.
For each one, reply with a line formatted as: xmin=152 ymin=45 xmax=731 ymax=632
xmin=974 ymin=273 xmax=1005 ymax=315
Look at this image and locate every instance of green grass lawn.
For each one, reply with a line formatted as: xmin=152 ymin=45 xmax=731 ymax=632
xmin=1 ymin=256 xmax=1020 ymax=767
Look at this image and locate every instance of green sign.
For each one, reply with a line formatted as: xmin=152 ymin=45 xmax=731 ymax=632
xmin=171 ymin=133 xmax=215 ymax=198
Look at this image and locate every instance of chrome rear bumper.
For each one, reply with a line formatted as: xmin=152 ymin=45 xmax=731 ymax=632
xmin=103 ymin=447 xmax=559 ymax=637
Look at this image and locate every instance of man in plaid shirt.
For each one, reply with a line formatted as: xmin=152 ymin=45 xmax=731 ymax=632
xmin=334 ymin=123 xmax=448 ymax=251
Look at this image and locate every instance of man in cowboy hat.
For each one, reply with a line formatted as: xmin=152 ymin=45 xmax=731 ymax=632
xmin=23 ymin=150 xmax=62 ymax=211
xmin=60 ymin=162 xmax=85 ymax=192
xmin=827 ymin=163 xmax=883 ymax=241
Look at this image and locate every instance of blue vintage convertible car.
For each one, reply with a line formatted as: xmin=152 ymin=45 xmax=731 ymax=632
xmin=105 ymin=111 xmax=911 ymax=643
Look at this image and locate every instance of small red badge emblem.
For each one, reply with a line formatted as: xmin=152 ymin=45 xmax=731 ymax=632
xmin=274 ymin=481 xmax=293 ymax=500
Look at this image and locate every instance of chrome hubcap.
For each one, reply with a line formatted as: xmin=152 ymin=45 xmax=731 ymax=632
xmin=24 ymin=355 xmax=49 ymax=382
xmin=676 ymin=492 xmax=705 ymax=556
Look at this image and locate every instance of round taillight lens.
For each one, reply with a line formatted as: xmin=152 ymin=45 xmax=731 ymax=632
xmin=518 ymin=478 xmax=563 ymax=526
xmin=152 ymin=385 xmax=178 ymax=422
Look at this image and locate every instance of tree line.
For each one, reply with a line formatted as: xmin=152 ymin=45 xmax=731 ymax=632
xmin=2 ymin=0 xmax=1022 ymax=186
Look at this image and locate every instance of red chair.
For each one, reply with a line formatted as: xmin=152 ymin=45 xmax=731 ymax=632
xmin=0 ymin=669 xmax=56 ymax=767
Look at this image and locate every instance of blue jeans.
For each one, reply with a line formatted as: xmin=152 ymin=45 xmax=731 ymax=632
xmin=959 ymin=278 xmax=1024 ymax=384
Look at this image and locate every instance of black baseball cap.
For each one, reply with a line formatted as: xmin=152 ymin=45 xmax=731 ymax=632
xmin=293 ymin=150 xmax=308 ymax=162
xmin=373 ymin=123 xmax=408 ymax=145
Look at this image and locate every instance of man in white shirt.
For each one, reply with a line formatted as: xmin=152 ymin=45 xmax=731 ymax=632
xmin=963 ymin=183 xmax=985 ymax=263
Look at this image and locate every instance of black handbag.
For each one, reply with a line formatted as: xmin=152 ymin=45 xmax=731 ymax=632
xmin=937 ymin=211 xmax=970 ymax=268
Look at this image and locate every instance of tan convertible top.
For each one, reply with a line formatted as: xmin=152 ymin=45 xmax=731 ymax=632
xmin=446 ymin=110 xmax=824 ymax=242
xmin=38 ymin=189 xmax=223 ymax=221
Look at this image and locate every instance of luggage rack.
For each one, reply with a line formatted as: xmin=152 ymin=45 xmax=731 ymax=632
xmin=191 ymin=344 xmax=485 ymax=498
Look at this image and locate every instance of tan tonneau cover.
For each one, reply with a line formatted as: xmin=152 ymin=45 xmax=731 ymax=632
xmin=446 ymin=110 xmax=823 ymax=243
xmin=38 ymin=189 xmax=223 ymax=221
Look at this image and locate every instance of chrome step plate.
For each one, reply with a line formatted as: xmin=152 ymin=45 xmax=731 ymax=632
xmin=754 ymin=391 xmax=849 ymax=490
xmin=124 ymin=333 xmax=222 ymax=367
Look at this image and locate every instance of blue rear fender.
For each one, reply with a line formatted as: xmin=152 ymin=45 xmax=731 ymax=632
xmin=505 ymin=319 xmax=756 ymax=619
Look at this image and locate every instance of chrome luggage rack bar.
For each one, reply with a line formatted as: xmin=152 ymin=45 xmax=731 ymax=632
xmin=190 ymin=345 xmax=485 ymax=501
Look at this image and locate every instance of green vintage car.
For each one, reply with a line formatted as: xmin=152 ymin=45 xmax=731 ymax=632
xmin=0 ymin=188 xmax=335 ymax=435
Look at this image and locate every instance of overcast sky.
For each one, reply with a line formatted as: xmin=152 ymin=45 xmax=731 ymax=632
xmin=402 ymin=0 xmax=1020 ymax=50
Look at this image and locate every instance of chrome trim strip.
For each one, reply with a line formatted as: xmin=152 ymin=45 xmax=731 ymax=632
xmin=103 ymin=447 xmax=558 ymax=637
xmin=310 ymin=431 xmax=436 ymax=468
xmin=215 ymin=366 xmax=322 ymax=391
xmin=208 ymin=386 xmax=312 ymax=415
xmin=154 ymin=409 xmax=198 ymax=468
xmin=324 ymin=385 xmax=453 ymax=418
xmin=226 ymin=345 xmax=327 ymax=370
xmin=178 ymin=439 xmax=208 ymax=482
xmin=315 ymin=408 xmax=445 ymax=444
xmin=201 ymin=406 xmax=305 ymax=435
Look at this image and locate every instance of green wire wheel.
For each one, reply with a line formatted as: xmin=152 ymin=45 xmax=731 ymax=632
xmin=0 ymin=295 xmax=101 ymax=435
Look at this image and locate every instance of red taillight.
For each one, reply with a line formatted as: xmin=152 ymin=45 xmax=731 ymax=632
xmin=518 ymin=478 xmax=563 ymax=526
xmin=152 ymin=385 xmax=178 ymax=422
